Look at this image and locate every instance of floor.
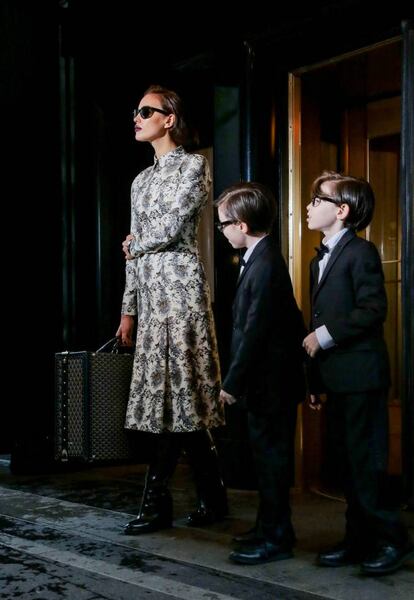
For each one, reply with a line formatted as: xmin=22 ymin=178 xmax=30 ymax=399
xmin=0 ymin=459 xmax=413 ymax=599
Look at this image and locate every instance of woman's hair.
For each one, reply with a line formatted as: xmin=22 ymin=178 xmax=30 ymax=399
xmin=215 ymin=182 xmax=277 ymax=234
xmin=143 ymin=84 xmax=190 ymax=146
xmin=311 ymin=171 xmax=375 ymax=231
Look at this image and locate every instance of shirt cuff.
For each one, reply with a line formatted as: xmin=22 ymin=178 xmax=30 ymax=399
xmin=128 ymin=239 xmax=138 ymax=258
xmin=315 ymin=325 xmax=336 ymax=350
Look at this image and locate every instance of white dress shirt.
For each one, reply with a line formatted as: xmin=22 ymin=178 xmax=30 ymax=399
xmin=315 ymin=228 xmax=349 ymax=350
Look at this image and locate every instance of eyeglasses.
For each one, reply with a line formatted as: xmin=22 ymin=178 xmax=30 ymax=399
xmin=133 ymin=106 xmax=169 ymax=119
xmin=216 ymin=220 xmax=238 ymax=232
xmin=311 ymin=195 xmax=340 ymax=207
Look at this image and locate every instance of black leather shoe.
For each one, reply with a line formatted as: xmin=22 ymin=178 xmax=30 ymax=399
xmin=233 ymin=530 xmax=297 ymax=548
xmin=124 ymin=513 xmax=172 ymax=535
xmin=318 ymin=542 xmax=364 ymax=567
xmin=229 ymin=539 xmax=293 ymax=565
xmin=232 ymin=526 xmax=259 ymax=544
xmin=360 ymin=542 xmax=414 ymax=576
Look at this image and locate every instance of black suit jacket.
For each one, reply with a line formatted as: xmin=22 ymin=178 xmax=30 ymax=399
xmin=222 ymin=236 xmax=306 ymax=414
xmin=309 ymin=229 xmax=390 ymax=393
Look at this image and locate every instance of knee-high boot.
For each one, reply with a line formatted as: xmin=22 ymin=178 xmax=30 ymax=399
xmin=124 ymin=433 xmax=181 ymax=535
xmin=184 ymin=430 xmax=228 ymax=526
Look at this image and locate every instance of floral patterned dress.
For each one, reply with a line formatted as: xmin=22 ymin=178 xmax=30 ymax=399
xmin=122 ymin=146 xmax=224 ymax=433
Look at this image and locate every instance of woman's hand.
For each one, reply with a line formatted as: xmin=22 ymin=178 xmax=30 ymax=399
xmin=116 ymin=315 xmax=135 ymax=346
xmin=122 ymin=234 xmax=135 ymax=260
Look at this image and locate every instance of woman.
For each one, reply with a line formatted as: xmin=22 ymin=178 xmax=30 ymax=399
xmin=116 ymin=85 xmax=227 ymax=534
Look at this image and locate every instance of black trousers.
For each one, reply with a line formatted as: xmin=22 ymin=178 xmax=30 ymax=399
xmin=247 ymin=400 xmax=298 ymax=543
xmin=327 ymin=389 xmax=408 ymax=547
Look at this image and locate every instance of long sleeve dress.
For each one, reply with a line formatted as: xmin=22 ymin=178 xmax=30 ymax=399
xmin=121 ymin=146 xmax=224 ymax=433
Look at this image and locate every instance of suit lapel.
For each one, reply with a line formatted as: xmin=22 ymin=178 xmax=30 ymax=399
xmin=236 ymin=236 xmax=270 ymax=289
xmin=310 ymin=256 xmax=319 ymax=294
xmin=312 ymin=229 xmax=356 ymax=300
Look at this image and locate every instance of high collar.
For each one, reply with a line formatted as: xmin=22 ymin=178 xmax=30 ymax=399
xmin=153 ymin=145 xmax=185 ymax=168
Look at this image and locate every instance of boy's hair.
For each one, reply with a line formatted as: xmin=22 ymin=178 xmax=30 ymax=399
xmin=215 ymin=182 xmax=276 ymax=234
xmin=143 ymin=85 xmax=190 ymax=146
xmin=311 ymin=171 xmax=375 ymax=231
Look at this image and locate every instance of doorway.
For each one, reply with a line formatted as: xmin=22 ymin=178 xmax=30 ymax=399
xmin=288 ymin=39 xmax=403 ymax=493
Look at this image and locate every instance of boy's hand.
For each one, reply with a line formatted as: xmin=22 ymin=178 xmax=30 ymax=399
xmin=220 ymin=390 xmax=237 ymax=405
xmin=303 ymin=332 xmax=321 ymax=357
xmin=308 ymin=394 xmax=324 ymax=411
xmin=308 ymin=394 xmax=326 ymax=410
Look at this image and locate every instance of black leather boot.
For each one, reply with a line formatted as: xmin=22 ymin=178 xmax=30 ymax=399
xmin=124 ymin=434 xmax=180 ymax=535
xmin=184 ymin=430 xmax=228 ymax=527
xmin=124 ymin=468 xmax=173 ymax=534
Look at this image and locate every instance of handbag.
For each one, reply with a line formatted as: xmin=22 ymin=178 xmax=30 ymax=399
xmin=54 ymin=337 xmax=135 ymax=462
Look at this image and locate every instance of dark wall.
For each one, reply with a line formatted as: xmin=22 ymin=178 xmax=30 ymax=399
xmin=2 ymin=2 xmax=60 ymax=465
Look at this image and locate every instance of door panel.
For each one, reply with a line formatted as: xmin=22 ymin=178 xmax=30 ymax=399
xmin=347 ymin=99 xmax=402 ymax=475
xmin=368 ymin=134 xmax=401 ymax=402
xmin=295 ymin=41 xmax=403 ymax=491
xmin=368 ymin=133 xmax=402 ymax=475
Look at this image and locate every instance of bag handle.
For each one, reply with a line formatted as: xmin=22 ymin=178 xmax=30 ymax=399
xmin=96 ymin=337 xmax=134 ymax=354
xmin=95 ymin=337 xmax=121 ymax=354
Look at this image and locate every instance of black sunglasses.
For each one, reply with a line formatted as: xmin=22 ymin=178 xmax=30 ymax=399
xmin=216 ymin=220 xmax=238 ymax=232
xmin=133 ymin=106 xmax=169 ymax=119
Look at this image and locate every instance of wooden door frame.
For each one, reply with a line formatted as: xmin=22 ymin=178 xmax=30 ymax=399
xmin=400 ymin=20 xmax=414 ymax=506
xmin=288 ymin=31 xmax=414 ymax=501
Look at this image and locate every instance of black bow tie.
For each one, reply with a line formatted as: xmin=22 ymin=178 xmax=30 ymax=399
xmin=315 ymin=243 xmax=329 ymax=259
xmin=239 ymin=256 xmax=246 ymax=267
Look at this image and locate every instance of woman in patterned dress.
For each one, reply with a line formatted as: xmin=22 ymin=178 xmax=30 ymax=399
xmin=116 ymin=85 xmax=227 ymax=534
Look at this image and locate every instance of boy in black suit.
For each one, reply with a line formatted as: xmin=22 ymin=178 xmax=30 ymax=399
xmin=303 ymin=171 xmax=413 ymax=575
xmin=216 ymin=182 xmax=306 ymax=564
